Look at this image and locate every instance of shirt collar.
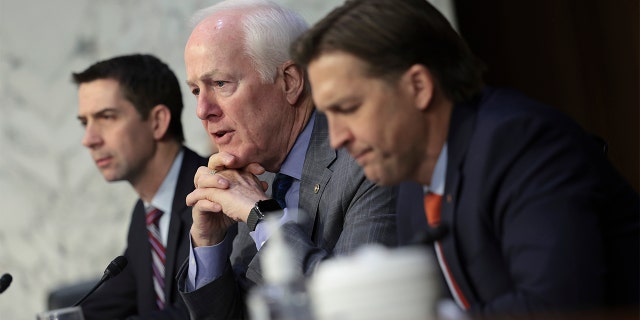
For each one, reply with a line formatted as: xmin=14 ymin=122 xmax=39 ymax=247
xmin=278 ymin=111 xmax=315 ymax=180
xmin=147 ymin=149 xmax=184 ymax=212
xmin=423 ymin=143 xmax=447 ymax=196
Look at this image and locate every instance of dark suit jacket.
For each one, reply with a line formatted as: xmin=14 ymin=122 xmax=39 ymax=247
xmin=178 ymin=113 xmax=398 ymax=319
xmin=82 ymin=147 xmax=208 ymax=320
xmin=397 ymin=88 xmax=640 ymax=316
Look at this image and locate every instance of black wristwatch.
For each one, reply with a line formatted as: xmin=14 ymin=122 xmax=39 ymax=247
xmin=246 ymin=199 xmax=282 ymax=231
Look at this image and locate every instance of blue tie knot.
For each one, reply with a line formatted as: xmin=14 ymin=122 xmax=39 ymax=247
xmin=272 ymin=173 xmax=294 ymax=208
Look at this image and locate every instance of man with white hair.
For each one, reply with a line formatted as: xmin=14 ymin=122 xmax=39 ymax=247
xmin=177 ymin=1 xmax=398 ymax=318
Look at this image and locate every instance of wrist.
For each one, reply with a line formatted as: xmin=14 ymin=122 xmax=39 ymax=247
xmin=246 ymin=199 xmax=282 ymax=231
xmin=191 ymin=228 xmax=226 ymax=247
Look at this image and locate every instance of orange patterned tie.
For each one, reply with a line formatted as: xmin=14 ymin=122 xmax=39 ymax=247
xmin=423 ymin=192 xmax=470 ymax=310
xmin=424 ymin=192 xmax=443 ymax=227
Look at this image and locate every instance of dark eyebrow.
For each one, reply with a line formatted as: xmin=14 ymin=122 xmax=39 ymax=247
xmin=325 ymin=96 xmax=358 ymax=111
xmin=77 ymin=107 xmax=118 ymax=121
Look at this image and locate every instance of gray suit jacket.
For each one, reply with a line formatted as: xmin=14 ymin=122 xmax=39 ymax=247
xmin=178 ymin=113 xmax=398 ymax=319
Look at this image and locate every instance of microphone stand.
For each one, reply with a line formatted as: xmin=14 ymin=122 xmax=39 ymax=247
xmin=72 ymin=256 xmax=128 ymax=307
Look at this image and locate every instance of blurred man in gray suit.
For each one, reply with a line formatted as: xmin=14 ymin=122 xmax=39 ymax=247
xmin=176 ymin=0 xmax=398 ymax=318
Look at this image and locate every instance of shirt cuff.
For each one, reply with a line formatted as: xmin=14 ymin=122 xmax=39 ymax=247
xmin=186 ymin=231 xmax=234 ymax=291
xmin=249 ymin=208 xmax=295 ymax=250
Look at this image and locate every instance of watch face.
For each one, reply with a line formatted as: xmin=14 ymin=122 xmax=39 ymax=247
xmin=255 ymin=206 xmax=265 ymax=219
xmin=257 ymin=199 xmax=283 ymax=213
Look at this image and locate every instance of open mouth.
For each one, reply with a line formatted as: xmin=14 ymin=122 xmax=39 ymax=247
xmin=212 ymin=130 xmax=234 ymax=144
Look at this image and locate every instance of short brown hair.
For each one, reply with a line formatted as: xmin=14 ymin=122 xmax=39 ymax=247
xmin=72 ymin=54 xmax=185 ymax=143
xmin=291 ymin=0 xmax=485 ymax=103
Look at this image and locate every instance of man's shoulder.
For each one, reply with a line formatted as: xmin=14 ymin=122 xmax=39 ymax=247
xmin=176 ymin=146 xmax=208 ymax=188
xmin=182 ymin=146 xmax=209 ymax=163
xmin=474 ymin=87 xmax=575 ymax=128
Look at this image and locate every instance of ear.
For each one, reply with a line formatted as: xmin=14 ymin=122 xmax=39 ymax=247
xmin=149 ymin=104 xmax=171 ymax=140
xmin=404 ymin=64 xmax=434 ymax=112
xmin=281 ymin=60 xmax=305 ymax=105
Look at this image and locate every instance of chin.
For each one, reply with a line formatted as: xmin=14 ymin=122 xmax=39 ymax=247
xmin=364 ymin=168 xmax=390 ymax=186
xmin=374 ymin=176 xmax=400 ymax=186
xmin=103 ymin=175 xmax=120 ymax=183
xmin=366 ymin=165 xmax=407 ymax=186
xmin=100 ymin=170 xmax=123 ymax=183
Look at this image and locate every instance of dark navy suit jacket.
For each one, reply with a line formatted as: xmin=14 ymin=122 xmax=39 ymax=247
xmin=397 ymin=88 xmax=639 ymax=316
xmin=82 ymin=147 xmax=208 ymax=320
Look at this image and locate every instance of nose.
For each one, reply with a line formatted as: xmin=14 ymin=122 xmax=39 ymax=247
xmin=327 ymin=116 xmax=352 ymax=150
xmin=196 ymin=90 xmax=222 ymax=121
xmin=81 ymin=123 xmax=102 ymax=149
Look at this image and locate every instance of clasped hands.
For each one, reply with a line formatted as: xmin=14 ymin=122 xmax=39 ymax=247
xmin=186 ymin=152 xmax=269 ymax=247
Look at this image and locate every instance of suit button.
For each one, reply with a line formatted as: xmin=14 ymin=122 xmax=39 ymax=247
xmin=446 ymin=194 xmax=452 ymax=203
xmin=314 ymin=184 xmax=320 ymax=194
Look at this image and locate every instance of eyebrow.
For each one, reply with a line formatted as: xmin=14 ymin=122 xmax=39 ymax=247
xmin=76 ymin=107 xmax=118 ymax=121
xmin=186 ymin=70 xmax=220 ymax=87
xmin=325 ymin=96 xmax=358 ymax=110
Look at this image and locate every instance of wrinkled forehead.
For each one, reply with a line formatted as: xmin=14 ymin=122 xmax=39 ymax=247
xmin=189 ymin=9 xmax=246 ymax=43
xmin=186 ymin=15 xmax=247 ymax=65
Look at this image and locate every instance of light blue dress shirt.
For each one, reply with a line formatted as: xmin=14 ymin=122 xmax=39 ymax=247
xmin=187 ymin=112 xmax=316 ymax=291
xmin=145 ymin=149 xmax=184 ymax=246
xmin=423 ymin=144 xmax=448 ymax=196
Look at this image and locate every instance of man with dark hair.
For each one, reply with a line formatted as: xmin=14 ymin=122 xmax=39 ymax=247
xmin=292 ymin=0 xmax=639 ymax=317
xmin=73 ymin=54 xmax=207 ymax=319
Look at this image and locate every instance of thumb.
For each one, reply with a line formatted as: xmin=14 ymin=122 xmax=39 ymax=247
xmin=208 ymin=151 xmax=236 ymax=169
xmin=246 ymin=162 xmax=266 ymax=176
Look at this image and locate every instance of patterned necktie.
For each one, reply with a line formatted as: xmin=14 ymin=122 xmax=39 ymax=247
xmin=146 ymin=207 xmax=165 ymax=310
xmin=423 ymin=192 xmax=470 ymax=310
xmin=272 ymin=173 xmax=294 ymax=208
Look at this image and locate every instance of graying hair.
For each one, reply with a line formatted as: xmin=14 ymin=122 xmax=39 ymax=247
xmin=190 ymin=0 xmax=308 ymax=83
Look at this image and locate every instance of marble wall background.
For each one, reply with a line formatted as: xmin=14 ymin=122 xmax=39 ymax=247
xmin=0 ymin=0 xmax=455 ymax=318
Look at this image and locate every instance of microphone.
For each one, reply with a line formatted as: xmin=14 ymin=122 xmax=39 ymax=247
xmin=0 ymin=273 xmax=12 ymax=294
xmin=72 ymin=256 xmax=128 ymax=307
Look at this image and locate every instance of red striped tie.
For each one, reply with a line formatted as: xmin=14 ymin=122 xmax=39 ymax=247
xmin=424 ymin=192 xmax=470 ymax=310
xmin=146 ymin=207 xmax=166 ymax=309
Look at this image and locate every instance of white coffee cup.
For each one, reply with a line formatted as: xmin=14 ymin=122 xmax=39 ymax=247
xmin=309 ymin=244 xmax=441 ymax=320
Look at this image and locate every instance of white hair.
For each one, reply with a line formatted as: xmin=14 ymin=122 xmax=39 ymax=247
xmin=191 ymin=0 xmax=309 ymax=83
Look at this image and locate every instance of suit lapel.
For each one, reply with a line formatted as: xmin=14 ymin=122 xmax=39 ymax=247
xmin=163 ymin=147 xmax=204 ymax=297
xmin=133 ymin=199 xmax=155 ymax=308
xmin=163 ymin=208 xmax=184 ymax=298
xmin=298 ymin=113 xmax=337 ymax=239
xmin=440 ymin=100 xmax=480 ymax=306
xmin=396 ymin=181 xmax=429 ymax=245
